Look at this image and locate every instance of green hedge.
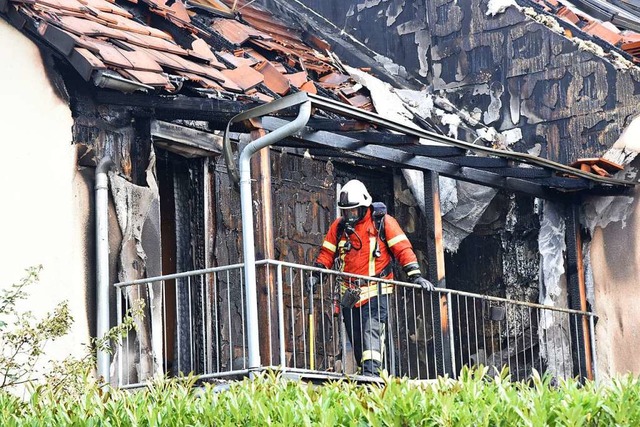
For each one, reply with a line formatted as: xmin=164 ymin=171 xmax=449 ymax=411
xmin=2 ymin=368 xmax=639 ymax=426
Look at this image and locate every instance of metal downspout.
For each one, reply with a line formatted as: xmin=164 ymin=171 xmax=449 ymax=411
xmin=224 ymin=93 xmax=312 ymax=371
xmin=96 ymin=156 xmax=114 ymax=382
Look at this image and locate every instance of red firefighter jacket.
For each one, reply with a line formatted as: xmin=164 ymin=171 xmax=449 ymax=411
xmin=315 ymin=209 xmax=419 ymax=306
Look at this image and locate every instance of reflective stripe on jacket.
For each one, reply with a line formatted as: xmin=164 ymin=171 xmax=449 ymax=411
xmin=315 ymin=208 xmax=418 ymax=306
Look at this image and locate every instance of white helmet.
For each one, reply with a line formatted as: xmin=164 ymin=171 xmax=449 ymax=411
xmin=338 ymin=179 xmax=372 ymax=209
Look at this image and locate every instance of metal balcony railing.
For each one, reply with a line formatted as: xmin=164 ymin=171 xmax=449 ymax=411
xmin=113 ymin=260 xmax=596 ymax=388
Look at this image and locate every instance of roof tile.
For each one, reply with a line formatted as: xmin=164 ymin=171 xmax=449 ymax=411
xmin=582 ymin=21 xmax=623 ymax=45
xmin=210 ymin=18 xmax=252 ymax=45
xmin=217 ymin=50 xmax=256 ymax=68
xmin=220 ymin=64 xmax=264 ymax=91
xmin=254 ymin=60 xmax=290 ymax=95
xmin=124 ymin=31 xmax=188 ymax=55
xmin=119 ymin=45 xmax=164 ymax=71
xmin=6 ymin=0 xmax=390 ymax=107
xmin=78 ymin=0 xmax=132 ymax=17
xmin=177 ymin=71 xmax=225 ymax=90
xmin=119 ymin=68 xmax=170 ymax=87
xmin=285 ymin=71 xmax=307 ymax=88
xmin=69 ymin=46 xmax=106 ymax=79
xmin=300 ymin=80 xmax=317 ymax=94
xmin=190 ymin=38 xmax=226 ymax=68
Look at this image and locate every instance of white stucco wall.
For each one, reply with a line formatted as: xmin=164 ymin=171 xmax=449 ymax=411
xmin=590 ymin=188 xmax=640 ymax=379
xmin=0 ymin=19 xmax=91 ymax=372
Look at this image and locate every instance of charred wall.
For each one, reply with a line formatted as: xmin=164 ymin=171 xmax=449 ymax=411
xmin=297 ymin=0 xmax=640 ymax=163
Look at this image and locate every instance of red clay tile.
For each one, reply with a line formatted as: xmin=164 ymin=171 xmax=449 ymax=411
xmin=621 ymin=30 xmax=640 ymax=43
xmin=154 ymin=50 xmax=225 ymax=82
xmin=244 ymin=48 xmax=268 ymax=63
xmin=79 ymin=0 xmax=132 ymax=17
xmin=319 ymin=72 xmax=350 ymax=85
xmin=582 ymin=21 xmax=623 ymax=46
xmin=105 ymin=13 xmax=167 ymax=36
xmin=622 ymin=40 xmax=640 ymax=55
xmin=249 ymin=38 xmax=295 ymax=56
xmin=119 ymin=68 xmax=170 ymax=87
xmin=556 ymin=6 xmax=579 ymax=25
xmin=340 ymin=86 xmax=360 ymax=96
xmin=252 ymin=92 xmax=274 ymax=102
xmin=87 ymin=9 xmax=126 ymax=26
xmin=221 ymin=64 xmax=264 ymax=91
xmin=303 ymin=62 xmax=332 ymax=74
xmin=177 ymin=71 xmax=225 ymax=90
xmin=141 ymin=46 xmax=189 ymax=70
xmin=193 ymin=64 xmax=227 ymax=83
xmin=38 ymin=0 xmax=87 ymax=14
xmin=93 ymin=42 xmax=134 ymax=68
xmin=218 ymin=51 xmax=256 ymax=67
xmin=211 ymin=18 xmax=252 ymax=45
xmin=69 ymin=46 xmax=106 ymax=79
xmin=56 ymin=14 xmax=127 ymax=39
xmin=211 ymin=18 xmax=271 ymax=46
xmin=241 ymin=14 xmax=301 ymax=44
xmin=254 ymin=60 xmax=290 ymax=95
xmin=119 ymin=46 xmax=164 ymax=72
xmin=124 ymin=32 xmax=188 ymax=55
xmin=166 ymin=0 xmax=191 ymax=24
xmin=188 ymin=0 xmax=233 ymax=15
xmin=190 ymin=38 xmax=226 ymax=69
xmin=300 ymin=80 xmax=317 ymax=94
xmin=217 ymin=74 xmax=243 ymax=93
xmin=345 ymin=94 xmax=372 ymax=108
xmin=303 ymin=33 xmax=331 ymax=52
xmin=270 ymin=61 xmax=286 ymax=73
xmin=284 ymin=71 xmax=307 ymax=88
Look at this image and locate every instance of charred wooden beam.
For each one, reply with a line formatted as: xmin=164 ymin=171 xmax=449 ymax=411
xmin=151 ymin=120 xmax=223 ymax=157
xmin=305 ymin=117 xmax=372 ymax=132
xmin=495 ymin=167 xmax=551 ymax=178
xmin=446 ymin=156 xmax=509 ymax=168
xmin=424 ymin=171 xmax=454 ymax=377
xmin=94 ymin=90 xmax=260 ymax=122
xmin=397 ymin=145 xmax=466 ymax=157
xmin=565 ymin=203 xmax=594 ymax=382
xmin=262 ymin=117 xmax=580 ymax=199
xmin=337 ymin=131 xmax=419 ymax=145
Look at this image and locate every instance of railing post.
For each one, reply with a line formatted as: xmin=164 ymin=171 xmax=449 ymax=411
xmin=116 ymin=286 xmax=123 ymax=387
xmin=277 ymin=263 xmax=286 ymax=366
xmin=446 ymin=291 xmax=457 ymax=378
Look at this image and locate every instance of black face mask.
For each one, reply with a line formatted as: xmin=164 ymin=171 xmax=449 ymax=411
xmin=343 ymin=207 xmax=367 ymax=231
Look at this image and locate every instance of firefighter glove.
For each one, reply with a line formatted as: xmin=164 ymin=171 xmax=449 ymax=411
xmin=403 ymin=262 xmax=434 ymax=291
xmin=411 ymin=275 xmax=435 ymax=291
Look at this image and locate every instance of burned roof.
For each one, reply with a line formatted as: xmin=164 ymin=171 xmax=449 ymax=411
xmin=0 ymin=0 xmax=636 ymax=196
xmin=528 ymin=0 xmax=640 ymax=63
xmin=0 ymin=0 xmax=373 ymax=108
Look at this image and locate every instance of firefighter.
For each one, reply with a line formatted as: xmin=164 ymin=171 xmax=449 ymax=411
xmin=308 ymin=179 xmax=434 ymax=377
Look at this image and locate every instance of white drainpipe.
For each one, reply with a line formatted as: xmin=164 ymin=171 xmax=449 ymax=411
xmin=234 ymin=99 xmax=312 ymax=371
xmin=95 ymin=156 xmax=114 ymax=382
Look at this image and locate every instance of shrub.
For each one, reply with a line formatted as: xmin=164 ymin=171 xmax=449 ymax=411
xmin=1 ymin=266 xmax=139 ymax=396
xmin=1 ymin=368 xmax=639 ymax=426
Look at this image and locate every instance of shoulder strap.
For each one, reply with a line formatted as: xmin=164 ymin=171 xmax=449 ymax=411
xmin=371 ymin=202 xmax=389 ymax=257
xmin=336 ymin=217 xmax=346 ymax=240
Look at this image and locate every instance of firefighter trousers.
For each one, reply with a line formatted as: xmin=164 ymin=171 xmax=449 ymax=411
xmin=342 ymin=294 xmax=389 ymax=376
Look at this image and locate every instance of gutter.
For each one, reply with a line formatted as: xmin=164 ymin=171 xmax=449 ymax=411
xmin=223 ymin=92 xmax=312 ymax=371
xmin=95 ymin=156 xmax=114 ymax=383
